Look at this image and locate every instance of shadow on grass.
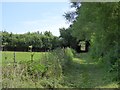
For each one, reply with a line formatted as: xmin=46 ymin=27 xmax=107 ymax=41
xmin=62 ymin=57 xmax=118 ymax=88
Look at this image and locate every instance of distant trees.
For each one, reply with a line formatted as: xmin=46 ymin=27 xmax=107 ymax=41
xmin=2 ymin=29 xmax=84 ymax=52
xmin=2 ymin=31 xmax=60 ymax=51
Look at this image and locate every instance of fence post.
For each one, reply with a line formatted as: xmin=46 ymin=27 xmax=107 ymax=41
xmin=13 ymin=45 xmax=16 ymax=67
xmin=29 ymin=45 xmax=33 ymax=62
xmin=13 ymin=51 xmax=16 ymax=67
xmin=31 ymin=52 xmax=33 ymax=62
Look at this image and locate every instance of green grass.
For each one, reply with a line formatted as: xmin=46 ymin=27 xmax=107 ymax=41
xmin=2 ymin=51 xmax=47 ymax=64
xmin=2 ymin=51 xmax=119 ymax=88
xmin=62 ymin=53 xmax=119 ymax=88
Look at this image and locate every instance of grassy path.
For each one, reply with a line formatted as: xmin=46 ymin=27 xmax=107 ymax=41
xmin=2 ymin=51 xmax=118 ymax=88
xmin=62 ymin=57 xmax=118 ymax=88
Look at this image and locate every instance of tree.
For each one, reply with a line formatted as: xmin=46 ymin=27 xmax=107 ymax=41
xmin=64 ymin=2 xmax=120 ymax=65
xmin=59 ymin=28 xmax=78 ymax=50
xmin=2 ymin=31 xmax=60 ymax=51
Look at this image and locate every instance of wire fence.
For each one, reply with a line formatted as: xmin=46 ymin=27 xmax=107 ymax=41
xmin=2 ymin=51 xmax=44 ymax=65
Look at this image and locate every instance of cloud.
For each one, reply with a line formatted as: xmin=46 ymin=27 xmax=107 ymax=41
xmin=20 ymin=15 xmax=70 ymax=36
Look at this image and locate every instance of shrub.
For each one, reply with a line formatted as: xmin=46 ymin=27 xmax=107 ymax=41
xmin=64 ymin=47 xmax=74 ymax=64
xmin=42 ymin=52 xmax=63 ymax=80
xmin=51 ymin=47 xmax=74 ymax=69
xmin=71 ymin=48 xmax=76 ymax=56
xmin=27 ymin=61 xmax=47 ymax=79
xmin=52 ymin=48 xmax=66 ymax=67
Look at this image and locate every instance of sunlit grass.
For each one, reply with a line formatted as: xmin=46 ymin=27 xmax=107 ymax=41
xmin=2 ymin=51 xmax=47 ymax=64
xmin=97 ymin=82 xmax=119 ymax=88
xmin=2 ymin=51 xmax=119 ymax=88
xmin=63 ymin=53 xmax=119 ymax=88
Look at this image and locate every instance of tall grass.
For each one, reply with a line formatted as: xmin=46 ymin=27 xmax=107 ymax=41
xmin=2 ymin=48 xmax=75 ymax=88
xmin=64 ymin=47 xmax=74 ymax=63
xmin=2 ymin=48 xmax=118 ymax=88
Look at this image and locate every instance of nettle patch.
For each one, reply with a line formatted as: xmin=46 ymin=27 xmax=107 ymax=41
xmin=24 ymin=51 xmax=63 ymax=81
xmin=27 ymin=61 xmax=47 ymax=79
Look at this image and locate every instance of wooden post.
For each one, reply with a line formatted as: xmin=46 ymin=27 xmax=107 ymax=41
xmin=13 ymin=51 xmax=16 ymax=67
xmin=31 ymin=53 xmax=33 ymax=62
xmin=13 ymin=46 xmax=16 ymax=67
xmin=29 ymin=45 xmax=33 ymax=62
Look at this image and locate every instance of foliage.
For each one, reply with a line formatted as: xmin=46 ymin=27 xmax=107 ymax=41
xmin=40 ymin=52 xmax=63 ymax=80
xmin=2 ymin=28 xmax=81 ymax=52
xmin=52 ymin=48 xmax=74 ymax=69
xmin=2 ymin=30 xmax=79 ymax=52
xmin=2 ymin=2 xmax=120 ymax=88
xmin=64 ymin=47 xmax=74 ymax=64
xmin=2 ymin=31 xmax=60 ymax=51
xmin=2 ymin=51 xmax=119 ymax=88
xmin=65 ymin=2 xmax=120 ymax=73
xmin=59 ymin=28 xmax=78 ymax=51
xmin=27 ymin=61 xmax=47 ymax=77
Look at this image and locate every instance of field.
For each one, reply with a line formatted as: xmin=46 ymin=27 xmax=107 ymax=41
xmin=2 ymin=51 xmax=45 ymax=64
xmin=2 ymin=51 xmax=119 ymax=88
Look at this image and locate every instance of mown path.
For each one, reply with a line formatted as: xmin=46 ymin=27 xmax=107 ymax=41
xmin=62 ymin=57 xmax=118 ymax=88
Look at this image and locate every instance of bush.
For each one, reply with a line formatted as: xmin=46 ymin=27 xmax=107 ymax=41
xmin=70 ymin=48 xmax=76 ymax=56
xmin=16 ymin=48 xmax=74 ymax=88
xmin=64 ymin=47 xmax=74 ymax=63
xmin=38 ymin=51 xmax=63 ymax=81
xmin=52 ymin=47 xmax=74 ymax=68
xmin=26 ymin=61 xmax=47 ymax=79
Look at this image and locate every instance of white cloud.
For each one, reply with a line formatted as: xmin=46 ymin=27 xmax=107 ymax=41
xmin=20 ymin=15 xmax=70 ymax=36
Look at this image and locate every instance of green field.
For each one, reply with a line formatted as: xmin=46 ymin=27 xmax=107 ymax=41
xmin=2 ymin=51 xmax=119 ymax=88
xmin=2 ymin=51 xmax=47 ymax=64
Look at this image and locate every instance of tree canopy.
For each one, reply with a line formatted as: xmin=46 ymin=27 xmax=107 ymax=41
xmin=64 ymin=2 xmax=120 ymax=65
xmin=2 ymin=31 xmax=60 ymax=51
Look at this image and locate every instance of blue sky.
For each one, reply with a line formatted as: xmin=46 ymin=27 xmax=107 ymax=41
xmin=2 ymin=2 xmax=71 ymax=36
